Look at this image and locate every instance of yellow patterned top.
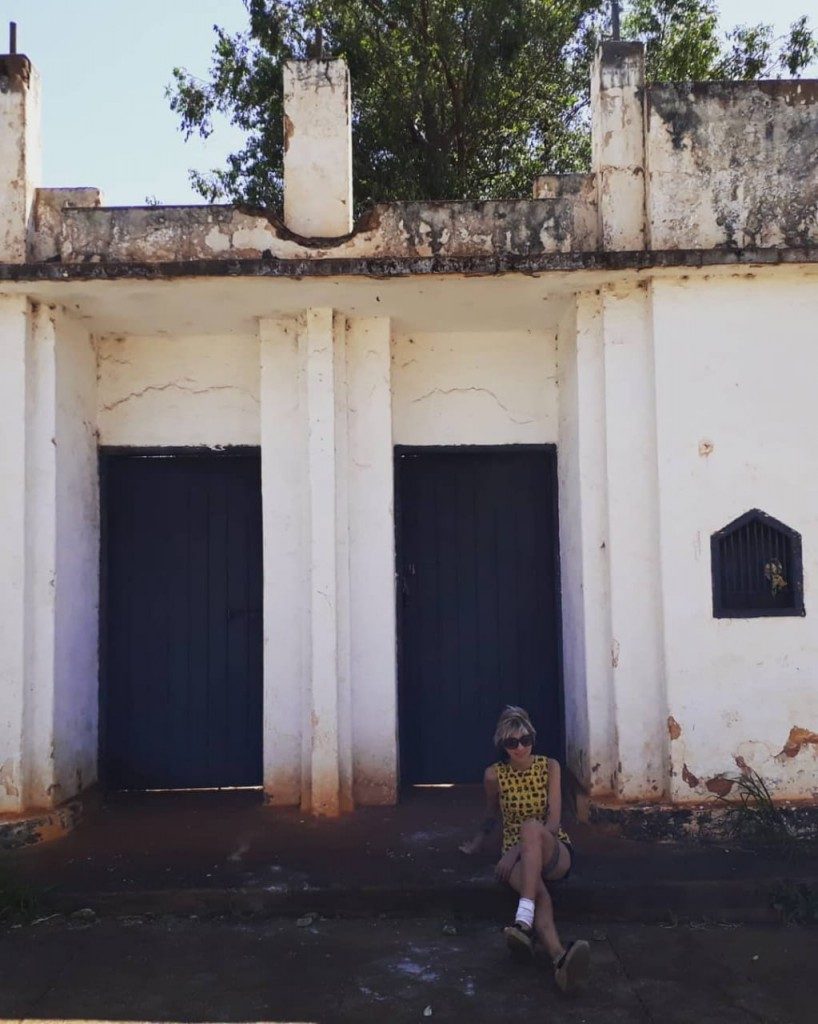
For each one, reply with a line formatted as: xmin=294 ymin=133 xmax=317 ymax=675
xmin=495 ymin=755 xmax=571 ymax=853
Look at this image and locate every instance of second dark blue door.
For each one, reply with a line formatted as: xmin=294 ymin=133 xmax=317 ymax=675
xmin=101 ymin=452 xmax=263 ymax=790
xmin=396 ymin=447 xmax=563 ymax=785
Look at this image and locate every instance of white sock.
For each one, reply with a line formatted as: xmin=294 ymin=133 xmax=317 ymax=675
xmin=515 ymin=897 xmax=535 ymax=929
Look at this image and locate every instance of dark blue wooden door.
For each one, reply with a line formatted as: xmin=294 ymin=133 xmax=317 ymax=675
xmin=101 ymin=452 xmax=263 ymax=790
xmin=396 ymin=447 xmax=563 ymax=785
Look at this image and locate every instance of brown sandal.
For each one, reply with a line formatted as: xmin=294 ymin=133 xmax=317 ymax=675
xmin=504 ymin=921 xmax=535 ymax=963
xmin=554 ymin=939 xmax=590 ymax=993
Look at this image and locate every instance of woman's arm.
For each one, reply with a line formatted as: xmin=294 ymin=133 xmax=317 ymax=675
xmin=459 ymin=765 xmax=501 ymax=854
xmin=545 ymin=758 xmax=563 ymax=836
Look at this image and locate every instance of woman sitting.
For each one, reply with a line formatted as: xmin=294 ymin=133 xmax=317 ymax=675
xmin=460 ymin=705 xmax=590 ymax=993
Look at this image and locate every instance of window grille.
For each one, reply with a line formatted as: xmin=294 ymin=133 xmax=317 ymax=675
xmin=711 ymin=510 xmax=804 ymax=618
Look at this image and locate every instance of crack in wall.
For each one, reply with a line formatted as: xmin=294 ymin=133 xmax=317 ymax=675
xmin=101 ymin=380 xmax=260 ymax=413
xmin=409 ymin=386 xmax=536 ymax=425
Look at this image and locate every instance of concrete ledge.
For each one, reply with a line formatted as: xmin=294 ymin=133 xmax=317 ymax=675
xmin=0 ymin=798 xmax=83 ymax=851
xmin=0 ymin=245 xmax=818 ymax=283
xmin=38 ymin=875 xmax=805 ymax=926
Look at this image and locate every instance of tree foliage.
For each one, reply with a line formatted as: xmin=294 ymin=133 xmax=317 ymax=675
xmin=623 ymin=2 xmax=818 ymax=81
xmin=168 ymin=1 xmax=817 ymax=208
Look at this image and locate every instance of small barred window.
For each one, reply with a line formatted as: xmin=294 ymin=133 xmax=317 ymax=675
xmin=711 ymin=510 xmax=804 ymax=618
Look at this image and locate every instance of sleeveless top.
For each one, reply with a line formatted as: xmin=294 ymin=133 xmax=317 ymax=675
xmin=495 ymin=755 xmax=571 ymax=853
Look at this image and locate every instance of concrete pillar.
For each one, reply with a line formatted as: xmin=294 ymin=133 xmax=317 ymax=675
xmin=283 ymin=60 xmax=353 ymax=238
xmin=260 ymin=312 xmax=398 ymax=813
xmin=591 ymin=42 xmax=646 ymax=252
xmin=601 ymin=283 xmax=668 ymax=801
xmin=0 ymin=296 xmax=28 ymax=812
xmin=0 ymin=55 xmax=41 ymax=262
xmin=0 ymin=298 xmax=99 ymax=815
xmin=302 ymin=308 xmax=342 ymax=815
xmin=345 ymin=318 xmax=397 ymax=804
xmin=260 ymin=317 xmax=307 ymax=807
xmin=557 ymin=293 xmax=617 ymax=800
xmin=22 ymin=304 xmax=58 ymax=809
xmin=332 ymin=316 xmax=354 ymax=812
xmin=52 ymin=310 xmax=99 ymax=802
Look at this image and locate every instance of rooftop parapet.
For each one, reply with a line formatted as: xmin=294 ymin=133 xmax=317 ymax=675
xmin=4 ymin=45 xmax=818 ymax=268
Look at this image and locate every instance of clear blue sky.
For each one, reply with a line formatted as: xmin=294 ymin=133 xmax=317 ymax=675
xmin=16 ymin=1 xmax=818 ymax=206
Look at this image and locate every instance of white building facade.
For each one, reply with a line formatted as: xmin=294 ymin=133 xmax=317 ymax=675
xmin=1 ymin=44 xmax=817 ymax=826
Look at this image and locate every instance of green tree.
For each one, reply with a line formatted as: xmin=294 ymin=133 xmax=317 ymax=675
xmin=168 ymin=1 xmax=817 ymax=209
xmin=623 ymin=2 xmax=818 ymax=81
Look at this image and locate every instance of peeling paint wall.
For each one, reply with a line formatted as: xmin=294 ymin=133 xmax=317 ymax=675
xmin=591 ymin=42 xmax=646 ymax=252
xmin=283 ymin=60 xmax=353 ymax=238
xmin=647 ymin=82 xmax=818 ymax=251
xmin=652 ymin=272 xmax=818 ymax=802
xmin=55 ymin=198 xmax=597 ymax=265
xmin=0 ymin=56 xmax=40 ymax=263
xmin=96 ymin=333 xmax=261 ymax=447
xmin=30 ymin=187 xmax=101 ymax=263
xmin=391 ymin=330 xmax=558 ymax=447
xmin=9 ymin=46 xmax=818 ymax=271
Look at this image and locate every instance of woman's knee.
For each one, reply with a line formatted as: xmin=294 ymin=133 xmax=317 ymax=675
xmin=520 ymin=819 xmax=544 ymax=846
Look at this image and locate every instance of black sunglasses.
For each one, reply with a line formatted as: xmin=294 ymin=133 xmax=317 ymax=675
xmin=502 ymin=734 xmax=534 ymax=750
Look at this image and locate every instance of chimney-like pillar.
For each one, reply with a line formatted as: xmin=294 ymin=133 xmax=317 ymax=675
xmin=0 ymin=55 xmax=41 ymax=262
xmin=591 ymin=41 xmax=646 ymax=252
xmin=283 ymin=60 xmax=353 ymax=238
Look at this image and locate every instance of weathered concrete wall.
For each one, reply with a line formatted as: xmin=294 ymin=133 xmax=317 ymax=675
xmin=591 ymin=42 xmax=646 ymax=251
xmin=56 ymin=199 xmax=598 ymax=264
xmin=6 ymin=48 xmax=818 ymax=272
xmin=391 ymin=329 xmax=558 ymax=446
xmin=652 ymin=273 xmax=818 ymax=802
xmin=0 ymin=56 xmax=40 ymax=263
xmin=647 ymin=82 xmax=818 ymax=251
xmin=30 ymin=188 xmax=102 ymax=263
xmin=97 ymin=333 xmax=260 ymax=447
xmin=532 ymin=173 xmax=597 ymax=247
xmin=283 ymin=60 xmax=353 ymax=237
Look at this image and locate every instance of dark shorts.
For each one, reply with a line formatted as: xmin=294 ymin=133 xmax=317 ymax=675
xmin=543 ymin=838 xmax=574 ymax=882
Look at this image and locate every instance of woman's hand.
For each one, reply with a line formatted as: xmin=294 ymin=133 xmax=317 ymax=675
xmin=494 ymin=849 xmax=518 ymax=883
xmin=458 ymin=835 xmax=483 ymax=856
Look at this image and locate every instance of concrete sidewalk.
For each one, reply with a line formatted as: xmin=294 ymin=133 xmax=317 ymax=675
xmin=1 ymin=915 xmax=817 ymax=1023
xmin=3 ymin=787 xmax=818 ymax=924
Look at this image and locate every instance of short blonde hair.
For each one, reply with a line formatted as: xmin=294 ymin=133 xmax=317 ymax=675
xmin=493 ymin=705 xmax=536 ymax=749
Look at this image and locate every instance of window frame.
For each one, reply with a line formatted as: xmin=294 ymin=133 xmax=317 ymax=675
xmin=711 ymin=508 xmax=805 ymax=619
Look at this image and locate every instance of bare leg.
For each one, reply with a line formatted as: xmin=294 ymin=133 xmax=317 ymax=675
xmin=508 ymin=862 xmax=564 ymax=960
xmin=519 ymin=818 xmax=556 ymax=901
xmin=533 ymin=880 xmax=564 ymax=960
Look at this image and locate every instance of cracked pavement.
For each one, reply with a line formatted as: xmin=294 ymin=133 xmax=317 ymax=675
xmin=1 ymin=915 xmax=816 ymax=1023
